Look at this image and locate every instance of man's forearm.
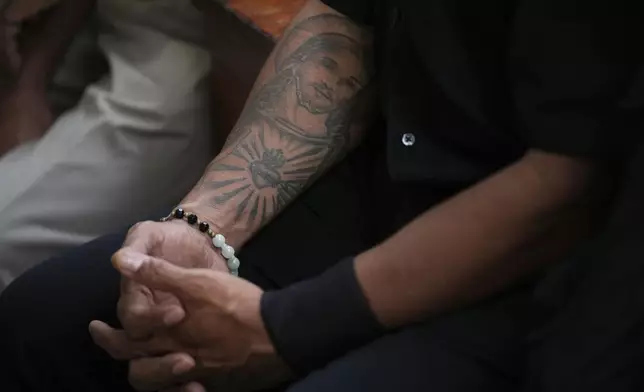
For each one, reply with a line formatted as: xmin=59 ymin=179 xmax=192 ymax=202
xmin=356 ymin=150 xmax=607 ymax=328
xmin=181 ymin=0 xmax=374 ymax=248
xmin=15 ymin=0 xmax=95 ymax=90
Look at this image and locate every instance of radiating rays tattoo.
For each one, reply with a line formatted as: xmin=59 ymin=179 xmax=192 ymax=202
xmin=205 ymin=124 xmax=330 ymax=228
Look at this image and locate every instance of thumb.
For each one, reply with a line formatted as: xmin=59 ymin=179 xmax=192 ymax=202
xmin=112 ymin=222 xmax=158 ymax=270
xmin=115 ymin=252 xmax=193 ymax=297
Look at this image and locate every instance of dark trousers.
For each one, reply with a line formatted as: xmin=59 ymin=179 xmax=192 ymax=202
xmin=2 ymin=146 xmax=644 ymax=391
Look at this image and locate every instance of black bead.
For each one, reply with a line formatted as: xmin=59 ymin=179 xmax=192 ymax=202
xmin=198 ymin=221 xmax=209 ymax=232
xmin=173 ymin=208 xmax=185 ymax=219
xmin=187 ymin=214 xmax=198 ymax=225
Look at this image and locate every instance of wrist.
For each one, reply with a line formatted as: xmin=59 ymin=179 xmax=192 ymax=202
xmin=244 ymin=293 xmax=295 ymax=386
xmin=247 ymin=293 xmax=277 ymax=356
xmin=177 ymin=201 xmax=250 ymax=250
xmin=260 ymin=258 xmax=386 ymax=375
xmin=161 ymin=208 xmax=241 ymax=275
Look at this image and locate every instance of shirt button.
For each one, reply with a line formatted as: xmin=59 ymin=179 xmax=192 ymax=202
xmin=401 ymin=133 xmax=416 ymax=147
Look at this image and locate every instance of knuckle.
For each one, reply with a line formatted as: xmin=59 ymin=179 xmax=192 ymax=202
xmin=126 ymin=221 xmax=144 ymax=236
xmin=124 ymin=220 xmax=161 ymax=246
xmin=117 ymin=287 xmax=144 ymax=317
xmin=119 ymin=306 xmax=148 ymax=331
xmin=126 ymin=303 xmax=150 ymax=320
xmin=136 ymin=220 xmax=158 ymax=231
xmin=116 ymin=298 xmax=129 ymax=323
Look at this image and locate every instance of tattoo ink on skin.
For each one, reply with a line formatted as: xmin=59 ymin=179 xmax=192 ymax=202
xmin=193 ymin=13 xmax=373 ymax=232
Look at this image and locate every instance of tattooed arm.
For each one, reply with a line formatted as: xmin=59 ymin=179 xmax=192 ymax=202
xmin=181 ymin=0 xmax=374 ymax=248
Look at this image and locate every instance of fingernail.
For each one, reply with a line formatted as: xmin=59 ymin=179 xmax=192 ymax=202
xmin=118 ymin=251 xmax=145 ymax=273
xmin=172 ymin=358 xmax=195 ymax=375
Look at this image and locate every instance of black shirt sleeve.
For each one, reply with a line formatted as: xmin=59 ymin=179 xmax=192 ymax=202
xmin=260 ymin=258 xmax=386 ymax=375
xmin=510 ymin=0 xmax=644 ymax=161
xmin=319 ymin=0 xmax=375 ymax=25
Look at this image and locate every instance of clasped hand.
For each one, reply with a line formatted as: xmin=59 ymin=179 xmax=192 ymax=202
xmin=89 ymin=221 xmax=291 ymax=392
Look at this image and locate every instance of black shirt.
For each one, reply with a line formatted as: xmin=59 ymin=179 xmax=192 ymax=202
xmin=261 ymin=0 xmax=644 ymax=376
xmin=326 ymin=0 xmax=644 ymax=186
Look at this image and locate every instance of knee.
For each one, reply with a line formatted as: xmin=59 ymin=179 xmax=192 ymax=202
xmin=0 ymin=217 xmax=69 ymax=288
xmin=0 ymin=270 xmax=51 ymax=340
xmin=0 ymin=249 xmax=123 ymax=391
xmin=0 ymin=234 xmax=124 ymax=344
xmin=0 ymin=275 xmax=43 ymax=361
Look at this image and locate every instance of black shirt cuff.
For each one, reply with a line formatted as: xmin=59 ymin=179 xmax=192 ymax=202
xmin=260 ymin=257 xmax=386 ymax=375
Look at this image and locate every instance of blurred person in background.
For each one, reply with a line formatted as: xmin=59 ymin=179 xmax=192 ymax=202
xmin=0 ymin=0 xmax=212 ymax=289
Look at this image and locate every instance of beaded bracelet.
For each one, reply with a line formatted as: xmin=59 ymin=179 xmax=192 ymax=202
xmin=160 ymin=208 xmax=240 ymax=276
